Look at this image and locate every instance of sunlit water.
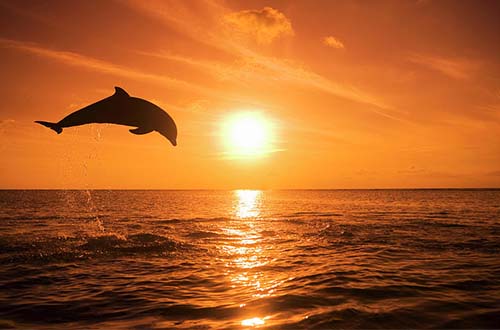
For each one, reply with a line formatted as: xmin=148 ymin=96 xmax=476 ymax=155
xmin=0 ymin=190 xmax=499 ymax=329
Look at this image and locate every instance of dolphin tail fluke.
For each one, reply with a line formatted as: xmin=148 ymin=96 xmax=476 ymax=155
xmin=35 ymin=121 xmax=63 ymax=134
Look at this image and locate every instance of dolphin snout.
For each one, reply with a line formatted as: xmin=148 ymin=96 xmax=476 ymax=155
xmin=158 ymin=130 xmax=177 ymax=146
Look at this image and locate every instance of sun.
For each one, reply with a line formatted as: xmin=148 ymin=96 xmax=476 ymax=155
xmin=222 ymin=112 xmax=274 ymax=157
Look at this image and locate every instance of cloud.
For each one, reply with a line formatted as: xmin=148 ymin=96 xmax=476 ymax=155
xmin=223 ymin=7 xmax=294 ymax=44
xmin=0 ymin=38 xmax=181 ymax=85
xmin=323 ymin=36 xmax=344 ymax=49
xmin=408 ymin=53 xmax=478 ymax=79
xmin=0 ymin=37 xmax=223 ymax=101
xmin=141 ymin=50 xmax=396 ymax=115
xmin=125 ymin=1 xmax=400 ymax=118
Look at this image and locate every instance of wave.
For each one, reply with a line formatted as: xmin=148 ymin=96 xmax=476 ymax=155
xmin=0 ymin=232 xmax=192 ymax=265
xmin=289 ymin=211 xmax=343 ymax=217
xmin=185 ymin=230 xmax=226 ymax=239
xmin=0 ymin=214 xmax=110 ymax=221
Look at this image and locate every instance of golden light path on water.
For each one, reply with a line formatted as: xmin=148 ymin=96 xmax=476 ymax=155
xmin=235 ymin=190 xmax=261 ymax=219
xmin=224 ymin=190 xmax=277 ymax=327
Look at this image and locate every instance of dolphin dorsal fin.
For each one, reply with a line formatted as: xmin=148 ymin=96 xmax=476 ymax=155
xmin=113 ymin=87 xmax=130 ymax=98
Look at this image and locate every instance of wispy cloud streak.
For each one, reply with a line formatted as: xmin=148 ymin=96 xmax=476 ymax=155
xmin=0 ymin=37 xmax=217 ymax=99
xmin=2 ymin=37 xmax=289 ymax=114
xmin=408 ymin=53 xmax=479 ymax=80
xmin=142 ymin=50 xmax=398 ymax=120
xmin=124 ymin=0 xmax=399 ymax=118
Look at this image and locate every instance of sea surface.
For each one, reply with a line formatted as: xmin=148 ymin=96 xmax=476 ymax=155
xmin=0 ymin=189 xmax=499 ymax=329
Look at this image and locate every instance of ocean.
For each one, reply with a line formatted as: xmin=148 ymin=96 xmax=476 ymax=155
xmin=0 ymin=189 xmax=499 ymax=329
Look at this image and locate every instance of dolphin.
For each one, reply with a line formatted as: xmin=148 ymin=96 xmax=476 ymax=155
xmin=35 ymin=87 xmax=177 ymax=146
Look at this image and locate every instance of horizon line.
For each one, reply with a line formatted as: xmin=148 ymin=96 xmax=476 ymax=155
xmin=1 ymin=188 xmax=499 ymax=191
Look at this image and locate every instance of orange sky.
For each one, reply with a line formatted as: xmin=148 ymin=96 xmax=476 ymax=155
xmin=1 ymin=0 xmax=499 ymax=189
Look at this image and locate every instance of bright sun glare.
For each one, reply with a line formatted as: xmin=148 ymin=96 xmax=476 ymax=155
xmin=223 ymin=112 xmax=273 ymax=157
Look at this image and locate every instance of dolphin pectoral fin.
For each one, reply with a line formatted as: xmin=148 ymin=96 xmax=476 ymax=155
xmin=129 ymin=127 xmax=154 ymax=135
xmin=113 ymin=87 xmax=130 ymax=98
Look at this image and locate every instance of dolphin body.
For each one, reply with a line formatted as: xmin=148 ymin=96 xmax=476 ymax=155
xmin=35 ymin=87 xmax=177 ymax=146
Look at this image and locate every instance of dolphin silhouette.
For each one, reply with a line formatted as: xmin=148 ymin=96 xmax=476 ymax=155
xmin=35 ymin=87 xmax=177 ymax=146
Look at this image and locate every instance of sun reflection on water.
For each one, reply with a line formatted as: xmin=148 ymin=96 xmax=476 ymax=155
xmin=222 ymin=190 xmax=277 ymax=326
xmin=241 ymin=316 xmax=270 ymax=326
xmin=234 ymin=190 xmax=262 ymax=219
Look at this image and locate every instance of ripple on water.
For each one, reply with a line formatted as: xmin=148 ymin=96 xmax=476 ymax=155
xmin=0 ymin=190 xmax=499 ymax=329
